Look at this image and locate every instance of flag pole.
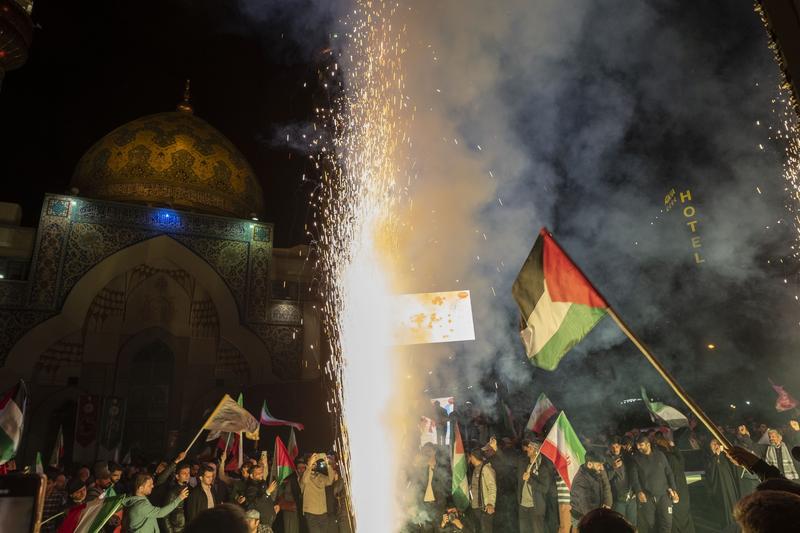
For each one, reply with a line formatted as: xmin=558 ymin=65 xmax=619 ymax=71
xmin=606 ymin=308 xmax=732 ymax=451
xmin=183 ymin=395 xmax=230 ymax=455
xmin=543 ymin=229 xmax=733 ymax=451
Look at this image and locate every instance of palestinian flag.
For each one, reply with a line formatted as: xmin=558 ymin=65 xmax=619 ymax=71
xmin=259 ymin=401 xmax=304 ymax=431
xmin=271 ymin=436 xmax=295 ymax=484
xmin=640 ymin=387 xmax=688 ymax=429
xmin=451 ymin=423 xmax=469 ymax=511
xmin=0 ymin=380 xmax=27 ymax=465
xmin=512 ymin=228 xmax=608 ymax=370
xmin=540 ymin=412 xmax=585 ymax=490
xmin=56 ymin=495 xmax=124 ymax=533
xmin=50 ymin=425 xmax=64 ymax=467
xmin=525 ymin=393 xmax=558 ymax=435
xmin=287 ymin=427 xmax=299 ymax=460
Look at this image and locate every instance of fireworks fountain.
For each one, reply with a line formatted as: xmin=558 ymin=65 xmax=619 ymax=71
xmin=315 ymin=1 xmax=408 ymax=530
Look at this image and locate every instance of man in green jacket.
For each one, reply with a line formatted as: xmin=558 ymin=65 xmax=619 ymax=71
xmin=124 ymin=473 xmax=189 ymax=532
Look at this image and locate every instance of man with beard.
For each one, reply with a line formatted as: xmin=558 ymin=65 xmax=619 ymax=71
xmin=467 ymin=448 xmax=496 ymax=532
xmin=606 ymin=437 xmax=636 ymax=526
xmin=733 ymin=425 xmax=761 ymax=497
xmin=125 ymin=474 xmax=189 ymax=532
xmin=243 ymin=463 xmax=280 ymax=532
xmin=161 ymin=462 xmax=191 ymax=533
xmin=705 ymin=438 xmax=739 ymax=529
xmin=569 ymin=451 xmax=612 ymax=527
xmin=630 ymin=435 xmax=679 ymax=533
xmin=516 ymin=439 xmax=552 ymax=533
xmin=218 ymin=451 xmax=250 ymax=505
xmin=652 ymin=434 xmax=694 ymax=533
xmin=761 ymin=428 xmax=800 ymax=480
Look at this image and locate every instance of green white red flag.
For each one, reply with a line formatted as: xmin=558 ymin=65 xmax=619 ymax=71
xmin=271 ymin=436 xmax=295 ymax=484
xmin=34 ymin=451 xmax=43 ymax=474
xmin=0 ymin=380 xmax=27 ymax=465
xmin=451 ymin=423 xmax=469 ymax=511
xmin=540 ymin=412 xmax=585 ymax=490
xmin=512 ymin=229 xmax=608 ymax=370
xmin=56 ymin=494 xmax=124 ymax=533
xmin=259 ymin=401 xmax=304 ymax=431
xmin=525 ymin=393 xmax=558 ymax=435
xmin=50 ymin=425 xmax=64 ymax=467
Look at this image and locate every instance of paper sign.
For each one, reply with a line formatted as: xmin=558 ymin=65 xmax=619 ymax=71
xmin=394 ymin=290 xmax=475 ymax=345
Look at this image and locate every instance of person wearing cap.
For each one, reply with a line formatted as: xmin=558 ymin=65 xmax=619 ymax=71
xmin=468 ymin=448 xmax=497 ymax=532
xmin=569 ymin=451 xmax=611 ymax=527
xmin=630 ymin=435 xmax=678 ymax=533
xmin=517 ymin=439 xmax=552 ymax=533
xmin=87 ymin=463 xmax=114 ymax=502
xmin=761 ymin=428 xmax=799 ymax=480
xmin=244 ymin=508 xmax=271 ymax=533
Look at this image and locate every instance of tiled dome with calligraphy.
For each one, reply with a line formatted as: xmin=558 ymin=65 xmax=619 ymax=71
xmin=71 ymin=106 xmax=265 ymax=219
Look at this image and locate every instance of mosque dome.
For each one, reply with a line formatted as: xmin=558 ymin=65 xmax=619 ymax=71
xmin=71 ymin=82 xmax=265 ymax=219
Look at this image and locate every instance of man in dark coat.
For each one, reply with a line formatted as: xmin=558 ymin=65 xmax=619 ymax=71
xmin=516 ymin=439 xmax=552 ymax=533
xmin=705 ymin=438 xmax=739 ymax=529
xmin=185 ymin=464 xmax=220 ymax=525
xmin=653 ymin=434 xmax=694 ymax=533
xmin=160 ymin=462 xmax=191 ymax=533
xmin=734 ymin=425 xmax=761 ymax=497
xmin=569 ymin=451 xmax=612 ymax=526
xmin=244 ymin=475 xmax=280 ymax=530
xmin=630 ymin=436 xmax=679 ymax=533
xmin=606 ymin=437 xmax=636 ymax=527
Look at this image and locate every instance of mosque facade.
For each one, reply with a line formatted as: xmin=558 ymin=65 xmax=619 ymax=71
xmin=0 ymin=91 xmax=328 ymax=461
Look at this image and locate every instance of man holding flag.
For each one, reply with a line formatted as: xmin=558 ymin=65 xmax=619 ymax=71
xmin=517 ymin=439 xmax=552 ymax=533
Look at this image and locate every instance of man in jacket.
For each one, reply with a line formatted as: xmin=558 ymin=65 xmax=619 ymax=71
xmin=630 ymin=436 xmax=679 ymax=533
xmin=185 ymin=464 xmax=219 ymax=524
xmin=517 ymin=439 xmax=552 ymax=533
xmin=569 ymin=451 xmax=612 ymax=526
xmin=606 ymin=437 xmax=635 ymax=526
xmin=761 ymin=428 xmax=799 ymax=480
xmin=300 ymin=453 xmax=335 ymax=533
xmin=160 ymin=462 xmax=191 ymax=533
xmin=124 ymin=473 xmax=188 ymax=533
xmin=468 ymin=449 xmax=496 ymax=532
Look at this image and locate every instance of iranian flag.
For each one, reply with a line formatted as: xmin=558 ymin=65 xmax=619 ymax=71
xmin=640 ymin=387 xmax=689 ymax=429
xmin=259 ymin=401 xmax=304 ymax=431
xmin=512 ymin=229 xmax=608 ymax=370
xmin=50 ymin=425 xmax=64 ymax=467
xmin=0 ymin=380 xmax=27 ymax=465
xmin=451 ymin=422 xmax=469 ymax=511
xmin=271 ymin=436 xmax=295 ymax=484
xmin=525 ymin=393 xmax=558 ymax=435
xmin=56 ymin=495 xmax=124 ymax=533
xmin=540 ymin=412 xmax=585 ymax=489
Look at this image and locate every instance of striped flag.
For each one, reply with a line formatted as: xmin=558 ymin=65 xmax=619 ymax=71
xmin=34 ymin=452 xmax=43 ymax=474
xmin=0 ymin=380 xmax=27 ymax=465
xmin=640 ymin=387 xmax=688 ymax=429
xmin=56 ymin=495 xmax=124 ymax=533
xmin=512 ymin=229 xmax=608 ymax=370
xmin=271 ymin=436 xmax=295 ymax=484
xmin=259 ymin=401 xmax=304 ymax=431
xmin=287 ymin=427 xmax=299 ymax=460
xmin=50 ymin=425 xmax=65 ymax=467
xmin=525 ymin=393 xmax=558 ymax=435
xmin=540 ymin=412 xmax=585 ymax=489
xmin=451 ymin=423 xmax=469 ymax=510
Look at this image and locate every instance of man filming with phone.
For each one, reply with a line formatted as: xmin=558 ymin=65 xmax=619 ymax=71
xmin=440 ymin=508 xmax=475 ymax=532
xmin=300 ymin=452 xmax=335 ymax=533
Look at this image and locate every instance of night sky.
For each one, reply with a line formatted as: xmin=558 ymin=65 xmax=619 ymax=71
xmin=3 ymin=1 xmax=800 ymax=435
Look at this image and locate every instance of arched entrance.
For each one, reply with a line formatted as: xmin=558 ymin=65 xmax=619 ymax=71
xmin=124 ymin=340 xmax=174 ymax=457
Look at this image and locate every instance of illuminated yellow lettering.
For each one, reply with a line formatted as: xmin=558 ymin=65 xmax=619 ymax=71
xmin=686 ymin=220 xmax=698 ymax=232
xmin=691 ymin=236 xmax=701 ymax=248
xmin=680 ymin=190 xmax=692 ymax=203
xmin=694 ymin=252 xmax=705 ymax=264
xmin=683 ymin=205 xmax=696 ymax=218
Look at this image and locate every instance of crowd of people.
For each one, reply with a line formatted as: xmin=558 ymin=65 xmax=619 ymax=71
xmin=404 ymin=411 xmax=800 ymax=533
xmin=3 ymin=446 xmax=352 ymax=533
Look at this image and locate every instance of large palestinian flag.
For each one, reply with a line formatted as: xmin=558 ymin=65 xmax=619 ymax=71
xmin=450 ymin=423 xmax=469 ymax=511
xmin=512 ymin=228 xmax=608 ymax=370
